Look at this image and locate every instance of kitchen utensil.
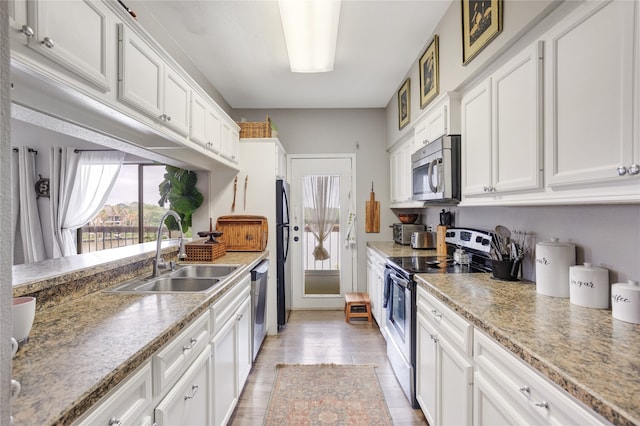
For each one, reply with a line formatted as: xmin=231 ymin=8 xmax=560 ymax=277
xmin=612 ymin=280 xmax=640 ymax=324
xmin=365 ymin=181 xmax=380 ymax=233
xmin=13 ymin=296 xmax=36 ymax=343
xmin=535 ymin=238 xmax=576 ymax=298
xmin=244 ymin=175 xmax=248 ymax=211
xmin=439 ymin=209 xmax=452 ymax=226
xmin=492 ymin=259 xmax=519 ymax=281
xmin=569 ymin=263 xmax=610 ymax=309
xmin=436 ymin=225 xmax=448 ymax=257
xmin=231 ymin=176 xmax=238 ymax=212
xmin=397 ymin=214 xmax=418 ymax=224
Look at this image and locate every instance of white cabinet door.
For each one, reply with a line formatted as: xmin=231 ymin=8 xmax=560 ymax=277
xmin=155 ymin=346 xmax=212 ymax=426
xmin=437 ymin=336 xmax=473 ymax=426
xmin=416 ymin=311 xmax=437 ymax=426
xmin=206 ymin=107 xmax=222 ymax=153
xmin=461 ymin=79 xmax=492 ymax=196
xmin=27 ymin=0 xmax=111 ymax=91
xmin=189 ymin=90 xmax=208 ymax=146
xmin=389 ymin=147 xmax=401 ymax=203
xmin=118 ymin=24 xmax=163 ymax=119
xmin=474 ymin=371 xmax=532 ymax=426
xmin=545 ymin=0 xmax=637 ymax=187
xmin=492 ymin=42 xmax=543 ymax=193
xmin=221 ymin=120 xmax=240 ymax=163
xmin=8 ymin=0 xmax=27 ymax=34
xmin=163 ymin=66 xmax=190 ymax=136
xmin=211 ymin=315 xmax=238 ymax=426
xmin=236 ymin=297 xmax=252 ymax=391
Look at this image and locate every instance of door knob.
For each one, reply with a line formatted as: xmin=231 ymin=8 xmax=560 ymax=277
xmin=293 ymin=236 xmax=299 ymax=242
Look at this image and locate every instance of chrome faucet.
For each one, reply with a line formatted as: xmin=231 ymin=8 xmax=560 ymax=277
xmin=153 ymin=210 xmax=187 ymax=278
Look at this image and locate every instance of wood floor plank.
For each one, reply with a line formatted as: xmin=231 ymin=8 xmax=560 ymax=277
xmin=229 ymin=310 xmax=427 ymax=425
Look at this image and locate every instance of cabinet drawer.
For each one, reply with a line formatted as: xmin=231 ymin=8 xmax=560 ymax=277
xmin=155 ymin=345 xmax=212 ymax=426
xmin=474 ymin=330 xmax=609 ymax=425
xmin=75 ymin=362 xmax=152 ymax=426
xmin=153 ymin=310 xmax=210 ymax=395
xmin=417 ymin=286 xmax=472 ymax=356
xmin=211 ymin=274 xmax=250 ymax=336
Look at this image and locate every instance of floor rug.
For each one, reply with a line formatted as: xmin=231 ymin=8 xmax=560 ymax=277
xmin=264 ymin=364 xmax=393 ymax=425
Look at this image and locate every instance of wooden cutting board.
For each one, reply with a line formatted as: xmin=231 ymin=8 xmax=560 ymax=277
xmin=365 ymin=183 xmax=380 ymax=233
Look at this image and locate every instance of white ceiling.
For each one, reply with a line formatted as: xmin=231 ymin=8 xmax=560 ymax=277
xmin=133 ymin=0 xmax=452 ymax=109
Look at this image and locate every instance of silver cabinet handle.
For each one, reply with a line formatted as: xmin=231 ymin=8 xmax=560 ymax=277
xmin=629 ymin=164 xmax=640 ymax=175
xmin=184 ymin=384 xmax=199 ymax=400
xmin=108 ymin=417 xmax=122 ymax=426
xmin=534 ymin=401 xmax=549 ymax=409
xmin=42 ymin=37 xmax=54 ymax=48
xmin=617 ymin=166 xmax=627 ymax=176
xmin=430 ymin=309 xmax=442 ymax=319
xmin=159 ymin=113 xmax=166 ymax=120
xmin=519 ymin=385 xmax=530 ymax=395
xmin=429 ymin=334 xmax=438 ymax=343
xmin=20 ymin=25 xmax=34 ymax=38
xmin=166 ymin=115 xmax=171 ymax=121
xmin=182 ymin=337 xmax=198 ymax=352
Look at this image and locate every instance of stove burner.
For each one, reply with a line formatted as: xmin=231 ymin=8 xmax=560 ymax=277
xmin=387 ymin=255 xmax=490 ymax=275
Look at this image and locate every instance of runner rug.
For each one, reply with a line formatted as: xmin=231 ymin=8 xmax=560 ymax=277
xmin=263 ymin=364 xmax=393 ymax=425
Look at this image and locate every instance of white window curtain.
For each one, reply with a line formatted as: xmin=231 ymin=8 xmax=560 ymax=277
xmin=49 ymin=148 xmax=125 ymax=257
xmin=11 ymin=147 xmax=46 ymax=264
xmin=303 ymin=175 xmax=340 ymax=261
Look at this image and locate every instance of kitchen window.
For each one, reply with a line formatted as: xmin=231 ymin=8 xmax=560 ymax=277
xmin=77 ymin=164 xmax=174 ymax=253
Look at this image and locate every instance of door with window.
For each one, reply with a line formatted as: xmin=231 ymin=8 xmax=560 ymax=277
xmin=289 ymin=155 xmax=355 ymax=310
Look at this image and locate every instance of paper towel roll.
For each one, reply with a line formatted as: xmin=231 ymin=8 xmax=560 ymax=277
xmin=535 ymin=238 xmax=576 ymax=298
xmin=569 ymin=263 xmax=609 ymax=309
xmin=612 ymin=281 xmax=640 ymax=324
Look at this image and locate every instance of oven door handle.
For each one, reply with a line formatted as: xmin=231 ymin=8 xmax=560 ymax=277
xmin=389 ymin=273 xmax=410 ymax=289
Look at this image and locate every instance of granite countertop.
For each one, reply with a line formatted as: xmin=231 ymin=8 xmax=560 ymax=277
xmin=11 ymin=250 xmax=267 ymax=426
xmin=367 ymin=241 xmax=640 ymax=426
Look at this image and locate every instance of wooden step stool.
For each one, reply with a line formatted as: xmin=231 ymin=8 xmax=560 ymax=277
xmin=344 ymin=292 xmax=372 ymax=323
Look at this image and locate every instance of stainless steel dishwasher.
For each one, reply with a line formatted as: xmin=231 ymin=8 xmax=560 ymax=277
xmin=251 ymin=259 xmax=269 ymax=361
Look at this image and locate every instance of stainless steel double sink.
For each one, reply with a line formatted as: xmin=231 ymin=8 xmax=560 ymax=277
xmin=108 ymin=264 xmax=241 ymax=294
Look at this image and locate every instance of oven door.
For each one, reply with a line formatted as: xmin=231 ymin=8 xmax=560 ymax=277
xmin=385 ymin=268 xmax=417 ymax=406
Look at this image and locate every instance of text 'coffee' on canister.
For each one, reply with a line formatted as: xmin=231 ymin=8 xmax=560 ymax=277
xmin=569 ymin=263 xmax=609 ymax=309
xmin=535 ymin=237 xmax=576 ymax=298
xmin=612 ymin=281 xmax=640 ymax=324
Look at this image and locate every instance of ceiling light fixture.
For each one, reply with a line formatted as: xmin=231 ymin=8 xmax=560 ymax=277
xmin=278 ymin=0 xmax=342 ymax=73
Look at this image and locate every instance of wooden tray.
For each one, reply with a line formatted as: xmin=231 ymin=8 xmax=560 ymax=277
xmin=216 ymin=215 xmax=268 ymax=251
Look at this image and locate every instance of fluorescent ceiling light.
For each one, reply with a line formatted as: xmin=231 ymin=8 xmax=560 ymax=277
xmin=278 ymin=0 xmax=341 ymax=73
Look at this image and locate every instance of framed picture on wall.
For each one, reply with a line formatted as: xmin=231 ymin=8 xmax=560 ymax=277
xmin=461 ymin=0 xmax=503 ymax=65
xmin=398 ymin=78 xmax=410 ymax=130
xmin=419 ymin=35 xmax=439 ymax=109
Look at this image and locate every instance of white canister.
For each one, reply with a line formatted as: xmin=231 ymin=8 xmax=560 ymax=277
xmin=612 ymin=281 xmax=640 ymax=324
xmin=569 ymin=263 xmax=609 ymax=309
xmin=535 ymin=238 xmax=576 ymax=298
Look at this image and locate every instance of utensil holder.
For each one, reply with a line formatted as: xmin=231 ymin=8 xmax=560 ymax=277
xmin=491 ymin=259 xmax=520 ymax=281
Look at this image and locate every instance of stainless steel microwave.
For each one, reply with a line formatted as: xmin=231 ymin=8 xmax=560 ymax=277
xmin=411 ymin=135 xmax=461 ymax=203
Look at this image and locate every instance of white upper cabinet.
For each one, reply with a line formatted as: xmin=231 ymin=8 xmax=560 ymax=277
xmin=190 ymin=90 xmax=208 ymax=147
xmin=461 ymin=79 xmax=492 ymax=196
xmin=118 ymin=24 xmax=190 ymax=136
xmin=118 ymin=23 xmax=163 ymax=118
xmin=413 ymin=92 xmax=461 ymax=151
xmin=462 ymin=41 xmax=543 ymax=199
xmin=15 ymin=0 xmax=112 ymax=92
xmin=206 ymin=106 xmax=223 ymax=153
xmin=221 ymin=121 xmax=240 ymax=164
xmin=544 ymin=0 xmax=638 ymax=188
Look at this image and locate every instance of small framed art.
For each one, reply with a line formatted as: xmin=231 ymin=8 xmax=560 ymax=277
xmin=461 ymin=0 xmax=503 ymax=65
xmin=419 ymin=35 xmax=439 ymax=109
xmin=398 ymin=78 xmax=410 ymax=130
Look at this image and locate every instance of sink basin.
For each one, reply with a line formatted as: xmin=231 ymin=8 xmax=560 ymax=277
xmin=108 ymin=276 xmax=222 ymax=293
xmin=170 ymin=264 xmax=240 ymax=279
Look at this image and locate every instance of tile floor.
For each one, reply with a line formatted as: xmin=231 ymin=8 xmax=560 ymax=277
xmin=229 ymin=310 xmax=427 ymax=425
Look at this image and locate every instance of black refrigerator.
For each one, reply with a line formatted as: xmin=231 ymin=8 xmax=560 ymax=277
xmin=276 ymin=179 xmax=291 ymax=330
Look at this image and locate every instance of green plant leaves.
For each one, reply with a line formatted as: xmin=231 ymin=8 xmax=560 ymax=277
xmin=158 ymin=166 xmax=203 ymax=232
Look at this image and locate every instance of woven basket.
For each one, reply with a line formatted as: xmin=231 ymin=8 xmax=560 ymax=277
xmin=184 ymin=240 xmax=226 ymax=262
xmin=238 ymin=116 xmax=272 ymax=138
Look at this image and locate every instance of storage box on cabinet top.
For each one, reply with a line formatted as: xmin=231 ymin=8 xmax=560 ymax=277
xmin=237 ymin=116 xmax=272 ymax=138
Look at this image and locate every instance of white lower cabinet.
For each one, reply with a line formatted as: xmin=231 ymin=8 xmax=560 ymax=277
xmin=74 ymin=361 xmax=153 ymax=426
xmin=473 ymin=329 xmax=609 ymax=426
xmin=366 ymin=248 xmax=386 ymax=328
xmin=416 ymin=286 xmax=473 ymax=426
xmin=155 ymin=346 xmax=212 ymax=425
xmin=210 ymin=273 xmax=252 ymax=426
